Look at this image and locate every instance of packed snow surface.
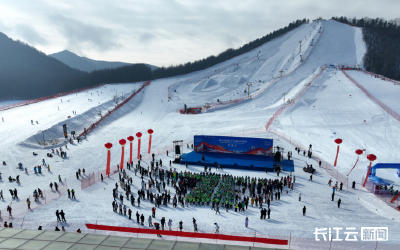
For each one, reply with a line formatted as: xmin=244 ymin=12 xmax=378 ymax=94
xmin=0 ymin=20 xmax=399 ymax=248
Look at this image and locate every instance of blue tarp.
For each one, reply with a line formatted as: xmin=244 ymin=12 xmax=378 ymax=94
xmin=368 ymin=176 xmax=390 ymax=185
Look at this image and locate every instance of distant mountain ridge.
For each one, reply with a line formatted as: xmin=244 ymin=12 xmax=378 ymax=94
xmin=48 ymin=50 xmax=158 ymax=72
xmin=0 ymin=19 xmax=309 ymax=100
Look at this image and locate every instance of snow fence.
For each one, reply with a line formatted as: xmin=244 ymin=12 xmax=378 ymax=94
xmin=341 ymin=70 xmax=400 ymax=124
xmin=78 ymin=81 xmax=151 ymax=138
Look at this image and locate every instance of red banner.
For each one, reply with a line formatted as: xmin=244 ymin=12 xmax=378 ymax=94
xmin=347 ymin=156 xmax=359 ymax=176
xmin=120 ymin=146 xmax=125 ymax=170
xmin=334 ymin=145 xmax=340 ymax=167
xmin=129 ymin=142 xmax=133 ymax=164
xmin=363 ymin=162 xmax=372 ymax=187
xmin=106 ymin=150 xmax=111 ymax=175
xmin=85 ymin=224 xmax=288 ymax=245
xmin=391 ymin=192 xmax=400 ymax=203
xmin=148 ymin=134 xmax=152 ymax=154
xmin=137 ymin=138 xmax=141 ymax=159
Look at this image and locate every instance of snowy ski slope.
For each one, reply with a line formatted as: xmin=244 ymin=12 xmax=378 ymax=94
xmin=0 ymin=20 xmax=399 ymax=248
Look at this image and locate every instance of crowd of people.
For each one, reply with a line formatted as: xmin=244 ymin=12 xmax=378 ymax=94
xmin=105 ymin=155 xmax=302 ymax=237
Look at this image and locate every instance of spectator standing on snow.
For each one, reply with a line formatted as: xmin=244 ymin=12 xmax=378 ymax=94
xmin=154 ymin=222 xmax=162 ymax=237
xmin=60 ymin=210 xmax=66 ymax=222
xmin=161 ymin=217 xmax=165 ymax=230
xmin=179 ymin=220 xmax=183 ymax=231
xmin=338 ymin=198 xmax=342 ymax=208
xmin=140 ymin=214 xmax=144 ymax=225
xmin=245 ymin=217 xmax=249 ymax=227
xmin=214 ymin=223 xmax=219 ymax=233
xmin=215 ymin=205 xmax=220 ymax=214
xmin=303 ymin=206 xmax=306 ymax=216
xmin=56 ymin=210 xmax=61 ymax=221
xmin=168 ymin=219 xmax=173 ymax=230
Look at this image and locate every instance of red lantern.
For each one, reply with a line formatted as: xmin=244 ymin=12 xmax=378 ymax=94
xmin=363 ymin=154 xmax=377 ymax=187
xmin=119 ymin=139 xmax=126 ymax=170
xmin=104 ymin=143 xmax=113 ymax=176
xmin=148 ymin=129 xmax=154 ymax=154
xmin=367 ymin=154 xmax=377 ymax=161
xmin=127 ymin=136 xmax=134 ymax=164
xmin=333 ymin=138 xmax=342 ymax=167
xmin=136 ymin=132 xmax=142 ymax=159
xmin=334 ymin=139 xmax=343 ymax=144
xmin=347 ymin=149 xmax=363 ymax=176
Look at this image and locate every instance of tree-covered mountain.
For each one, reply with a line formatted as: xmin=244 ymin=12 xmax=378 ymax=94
xmin=48 ymin=50 xmax=158 ymax=72
xmin=0 ymin=19 xmax=308 ymax=100
xmin=331 ymin=16 xmax=400 ymax=81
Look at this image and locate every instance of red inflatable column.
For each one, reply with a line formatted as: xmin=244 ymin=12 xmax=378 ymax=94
xmin=105 ymin=143 xmax=113 ymax=176
xmin=363 ymin=154 xmax=377 ymax=187
xmin=119 ymin=139 xmax=127 ymax=170
xmin=136 ymin=132 xmax=142 ymax=159
xmin=347 ymin=149 xmax=363 ymax=176
xmin=148 ymin=129 xmax=154 ymax=154
xmin=333 ymin=138 xmax=342 ymax=167
xmin=127 ymin=136 xmax=134 ymax=164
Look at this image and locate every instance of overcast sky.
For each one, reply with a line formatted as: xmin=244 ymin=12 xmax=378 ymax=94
xmin=0 ymin=0 xmax=399 ymax=67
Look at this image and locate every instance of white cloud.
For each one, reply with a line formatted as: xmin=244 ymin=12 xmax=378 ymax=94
xmin=15 ymin=24 xmax=48 ymax=45
xmin=0 ymin=0 xmax=399 ymax=66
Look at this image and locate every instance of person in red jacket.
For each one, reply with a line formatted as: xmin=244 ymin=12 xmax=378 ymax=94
xmin=152 ymin=207 xmax=156 ymax=218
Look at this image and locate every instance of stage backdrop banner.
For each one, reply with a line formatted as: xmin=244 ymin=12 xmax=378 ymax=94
xmin=194 ymin=135 xmax=273 ymax=155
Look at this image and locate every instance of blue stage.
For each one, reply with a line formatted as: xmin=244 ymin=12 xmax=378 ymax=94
xmin=180 ymin=151 xmax=294 ymax=172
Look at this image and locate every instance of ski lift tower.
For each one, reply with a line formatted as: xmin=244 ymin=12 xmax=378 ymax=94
xmin=298 ymin=40 xmax=302 ymax=53
xmin=246 ymin=82 xmax=252 ymax=98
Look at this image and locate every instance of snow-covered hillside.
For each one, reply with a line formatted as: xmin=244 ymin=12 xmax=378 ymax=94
xmin=0 ymin=20 xmax=399 ymax=248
